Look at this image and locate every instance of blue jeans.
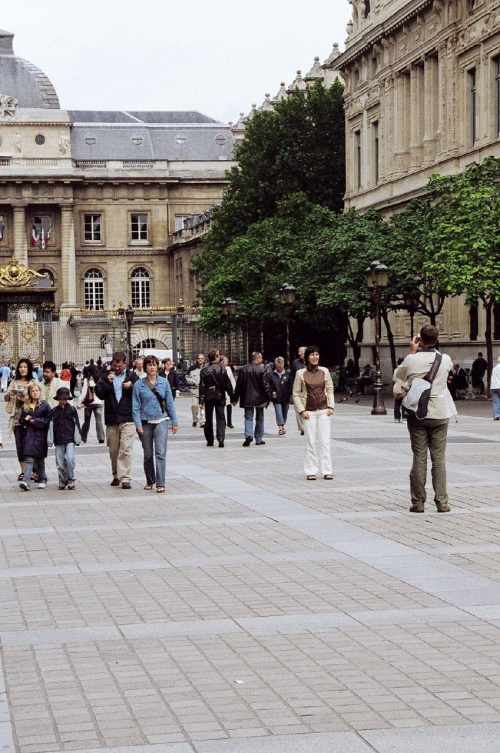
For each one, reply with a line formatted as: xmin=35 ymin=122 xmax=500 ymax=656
xmin=273 ymin=401 xmax=289 ymax=427
xmin=23 ymin=456 xmax=47 ymax=485
xmin=493 ymin=389 xmax=500 ymax=419
xmin=244 ymin=407 xmax=264 ymax=443
xmin=141 ymin=420 xmax=168 ymax=487
xmin=55 ymin=443 xmax=76 ymax=484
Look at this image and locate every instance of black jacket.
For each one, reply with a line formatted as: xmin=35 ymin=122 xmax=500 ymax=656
xmin=20 ymin=401 xmax=52 ymax=458
xmin=95 ymin=369 xmax=139 ymax=425
xmin=52 ymin=403 xmax=81 ymax=445
xmin=199 ymin=362 xmax=234 ymax=405
xmin=159 ymin=368 xmax=180 ymax=399
xmin=233 ymin=363 xmax=270 ymax=408
xmin=266 ymin=368 xmax=292 ymax=404
xmin=290 ymin=357 xmax=305 ymax=382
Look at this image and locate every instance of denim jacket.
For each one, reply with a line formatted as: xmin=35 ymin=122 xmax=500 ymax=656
xmin=132 ymin=376 xmax=178 ymax=428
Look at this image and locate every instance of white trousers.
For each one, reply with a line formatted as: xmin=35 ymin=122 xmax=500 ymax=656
xmin=0 ymin=377 xmax=8 ymax=392
xmin=303 ymin=409 xmax=332 ymax=476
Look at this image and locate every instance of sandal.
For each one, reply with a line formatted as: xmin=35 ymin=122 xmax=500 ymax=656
xmin=307 ymin=475 xmax=316 ymax=481
xmin=278 ymin=427 xmax=284 ymax=435
xmin=157 ymin=486 xmax=165 ymax=493
xmin=324 ymin=474 xmax=333 ymax=480
xmin=144 ymin=484 xmax=153 ymax=491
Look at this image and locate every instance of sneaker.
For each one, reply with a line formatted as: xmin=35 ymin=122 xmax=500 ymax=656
xmin=121 ymin=482 xmax=131 ymax=489
xmin=200 ymin=421 xmax=206 ymax=427
xmin=67 ymin=482 xmax=75 ymax=490
xmin=37 ymin=483 xmax=46 ymax=489
xmin=436 ymin=502 xmax=451 ymax=513
xmin=242 ymin=437 xmax=253 ymax=447
xmin=110 ymin=478 xmax=120 ymax=486
xmin=256 ymin=441 xmax=266 ymax=445
xmin=19 ymin=481 xmax=30 ymax=491
xmin=58 ymin=483 xmax=67 ymax=490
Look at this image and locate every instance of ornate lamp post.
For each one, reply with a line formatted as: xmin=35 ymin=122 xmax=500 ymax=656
xmin=366 ymin=261 xmax=388 ymax=416
xmin=222 ymin=298 xmax=237 ymax=364
xmin=125 ymin=305 xmax=134 ymax=364
xmin=281 ymin=283 xmax=296 ymax=368
xmin=117 ymin=303 xmax=126 ymax=353
xmin=404 ymin=290 xmax=420 ymax=339
xmin=177 ymin=299 xmax=185 ymax=364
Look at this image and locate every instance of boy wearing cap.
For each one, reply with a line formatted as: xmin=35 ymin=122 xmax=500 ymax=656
xmin=52 ymin=386 xmax=81 ymax=490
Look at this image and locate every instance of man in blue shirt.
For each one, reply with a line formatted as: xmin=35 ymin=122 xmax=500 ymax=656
xmin=0 ymin=363 xmax=10 ymax=392
xmin=95 ymin=351 xmax=138 ymax=489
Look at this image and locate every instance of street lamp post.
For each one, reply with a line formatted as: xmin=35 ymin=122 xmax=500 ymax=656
xmin=177 ymin=299 xmax=185 ymax=365
xmin=366 ymin=261 xmax=388 ymax=416
xmin=117 ymin=303 xmax=126 ymax=354
xmin=125 ymin=305 xmax=134 ymax=364
xmin=222 ymin=298 xmax=237 ymax=364
xmin=281 ymin=283 xmax=296 ymax=368
xmin=404 ymin=290 xmax=420 ymax=339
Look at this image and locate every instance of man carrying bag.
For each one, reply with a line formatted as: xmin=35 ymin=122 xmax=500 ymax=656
xmin=395 ymin=325 xmax=456 ymax=513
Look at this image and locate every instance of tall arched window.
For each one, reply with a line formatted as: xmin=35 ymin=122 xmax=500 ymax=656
xmin=84 ymin=268 xmax=104 ymax=310
xmin=131 ymin=267 xmax=150 ymax=308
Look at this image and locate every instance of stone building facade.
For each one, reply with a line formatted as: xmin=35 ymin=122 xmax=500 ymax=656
xmin=0 ymin=29 xmax=235 ymax=364
xmin=327 ymin=0 xmax=500 ymax=368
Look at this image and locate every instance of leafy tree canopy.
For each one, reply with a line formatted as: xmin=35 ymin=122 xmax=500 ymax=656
xmin=204 ymin=80 xmax=345 ymax=255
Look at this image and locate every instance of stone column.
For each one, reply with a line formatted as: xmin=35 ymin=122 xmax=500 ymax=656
xmin=394 ymin=71 xmax=410 ymax=176
xmin=60 ymin=206 xmax=77 ymax=309
xmin=409 ymin=64 xmax=424 ymax=169
xmin=422 ymin=55 xmax=438 ymax=166
xmin=436 ymin=43 xmax=447 ymax=160
xmin=13 ymin=205 xmax=28 ymax=266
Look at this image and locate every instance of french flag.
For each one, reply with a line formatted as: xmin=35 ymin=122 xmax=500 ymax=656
xmin=31 ymin=225 xmax=39 ymax=246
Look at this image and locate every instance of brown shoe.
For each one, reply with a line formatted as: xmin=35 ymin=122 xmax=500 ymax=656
xmin=121 ymin=482 xmax=131 ymax=489
xmin=110 ymin=478 xmax=120 ymax=487
xmin=436 ymin=502 xmax=450 ymax=513
xmin=409 ymin=504 xmax=425 ymax=513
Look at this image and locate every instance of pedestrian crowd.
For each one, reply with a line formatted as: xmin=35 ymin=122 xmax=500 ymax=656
xmin=1 ymin=329 xmax=499 ymax=514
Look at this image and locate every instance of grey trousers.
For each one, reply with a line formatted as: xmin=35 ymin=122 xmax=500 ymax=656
xmin=407 ymin=417 xmax=449 ymax=507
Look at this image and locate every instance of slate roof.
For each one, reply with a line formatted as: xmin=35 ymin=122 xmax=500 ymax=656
xmin=0 ymin=29 xmax=59 ymax=108
xmin=68 ymin=110 xmax=219 ymax=124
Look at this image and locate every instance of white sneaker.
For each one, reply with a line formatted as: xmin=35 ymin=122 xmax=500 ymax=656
xmin=38 ymin=482 xmax=46 ymax=489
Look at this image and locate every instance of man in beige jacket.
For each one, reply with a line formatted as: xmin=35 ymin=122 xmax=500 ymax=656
xmin=395 ymin=325 xmax=457 ymax=513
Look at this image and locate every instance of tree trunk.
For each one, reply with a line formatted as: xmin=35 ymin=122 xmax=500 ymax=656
xmin=345 ymin=313 xmax=364 ymax=372
xmin=381 ymin=308 xmax=397 ymax=372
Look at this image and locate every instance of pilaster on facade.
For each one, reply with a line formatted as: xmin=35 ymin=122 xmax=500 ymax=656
xmin=12 ymin=205 xmax=28 ymax=266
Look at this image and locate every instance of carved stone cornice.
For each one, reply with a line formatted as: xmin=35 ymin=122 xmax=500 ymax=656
xmin=334 ymin=0 xmax=435 ymax=69
xmin=75 ymin=247 xmax=167 ymax=257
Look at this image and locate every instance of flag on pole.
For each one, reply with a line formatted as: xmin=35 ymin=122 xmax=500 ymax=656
xmin=41 ymin=226 xmax=45 ymax=250
xmin=45 ymin=226 xmax=51 ymax=245
xmin=0 ymin=225 xmax=3 ymax=243
xmin=31 ymin=225 xmax=39 ymax=246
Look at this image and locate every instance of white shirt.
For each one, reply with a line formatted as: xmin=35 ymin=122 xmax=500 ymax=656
xmin=491 ymin=364 xmax=500 ymax=390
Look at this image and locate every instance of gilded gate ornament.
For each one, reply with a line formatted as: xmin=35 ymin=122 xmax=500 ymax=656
xmin=0 ymin=258 xmax=50 ymax=288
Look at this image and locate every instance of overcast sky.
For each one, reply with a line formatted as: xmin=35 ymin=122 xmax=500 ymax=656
xmin=2 ymin=0 xmax=351 ymax=123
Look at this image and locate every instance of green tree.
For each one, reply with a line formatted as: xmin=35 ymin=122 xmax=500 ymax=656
xmin=424 ymin=157 xmax=500 ymax=386
xmin=203 ymin=80 xmax=345 ymax=256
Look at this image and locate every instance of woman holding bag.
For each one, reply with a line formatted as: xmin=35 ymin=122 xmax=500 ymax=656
xmin=78 ymin=363 xmax=105 ymax=443
xmin=132 ymin=355 xmax=178 ymax=493
xmin=4 ymin=358 xmax=36 ymax=480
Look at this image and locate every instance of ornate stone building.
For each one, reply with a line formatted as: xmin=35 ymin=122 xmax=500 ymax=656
xmin=326 ymin=0 xmax=500 ymax=366
xmin=0 ymin=29 xmax=235 ymax=363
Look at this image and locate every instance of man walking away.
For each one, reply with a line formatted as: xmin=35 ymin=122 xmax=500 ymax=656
xmin=187 ymin=353 xmax=205 ymax=427
xmin=291 ymin=347 xmax=306 ymax=434
xmin=199 ymin=349 xmax=234 ymax=447
xmin=95 ymin=350 xmax=138 ymax=489
xmin=395 ymin=325 xmax=456 ymax=513
xmin=233 ymin=351 xmax=270 ymax=447
xmin=0 ymin=363 xmax=9 ymax=392
xmin=471 ymin=352 xmax=488 ymax=394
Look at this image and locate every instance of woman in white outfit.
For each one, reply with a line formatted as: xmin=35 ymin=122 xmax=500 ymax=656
xmin=77 ymin=363 xmax=105 ymax=443
xmin=491 ymin=356 xmax=500 ymax=420
xmin=293 ymin=345 xmax=334 ymax=480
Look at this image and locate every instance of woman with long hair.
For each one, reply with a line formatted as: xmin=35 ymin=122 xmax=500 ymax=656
xmin=19 ymin=382 xmax=52 ymax=491
xmin=4 ymin=358 xmax=36 ymax=480
xmin=292 ymin=346 xmax=335 ymax=481
xmin=132 ymin=355 xmax=178 ymax=493
xmin=78 ymin=363 xmax=105 ymax=443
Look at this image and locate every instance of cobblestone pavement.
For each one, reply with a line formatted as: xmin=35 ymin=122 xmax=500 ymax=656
xmin=1 ymin=393 xmax=500 ymax=752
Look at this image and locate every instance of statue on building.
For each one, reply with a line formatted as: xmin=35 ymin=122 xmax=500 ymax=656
xmin=59 ymin=132 xmax=70 ymax=155
xmin=0 ymin=92 xmax=18 ymax=118
xmin=12 ymin=131 xmax=22 ymax=153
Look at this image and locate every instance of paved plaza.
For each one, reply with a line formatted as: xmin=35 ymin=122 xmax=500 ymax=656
xmin=1 ymin=394 xmax=500 ymax=752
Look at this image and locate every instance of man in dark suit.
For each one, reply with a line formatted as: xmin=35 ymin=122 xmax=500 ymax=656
xmin=233 ymin=352 xmax=271 ymax=447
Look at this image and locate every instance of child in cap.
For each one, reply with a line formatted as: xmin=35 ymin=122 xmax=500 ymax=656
xmin=52 ymin=386 xmax=81 ymax=490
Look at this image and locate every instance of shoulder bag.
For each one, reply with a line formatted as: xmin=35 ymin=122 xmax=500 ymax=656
xmin=402 ymin=352 xmax=442 ymax=420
